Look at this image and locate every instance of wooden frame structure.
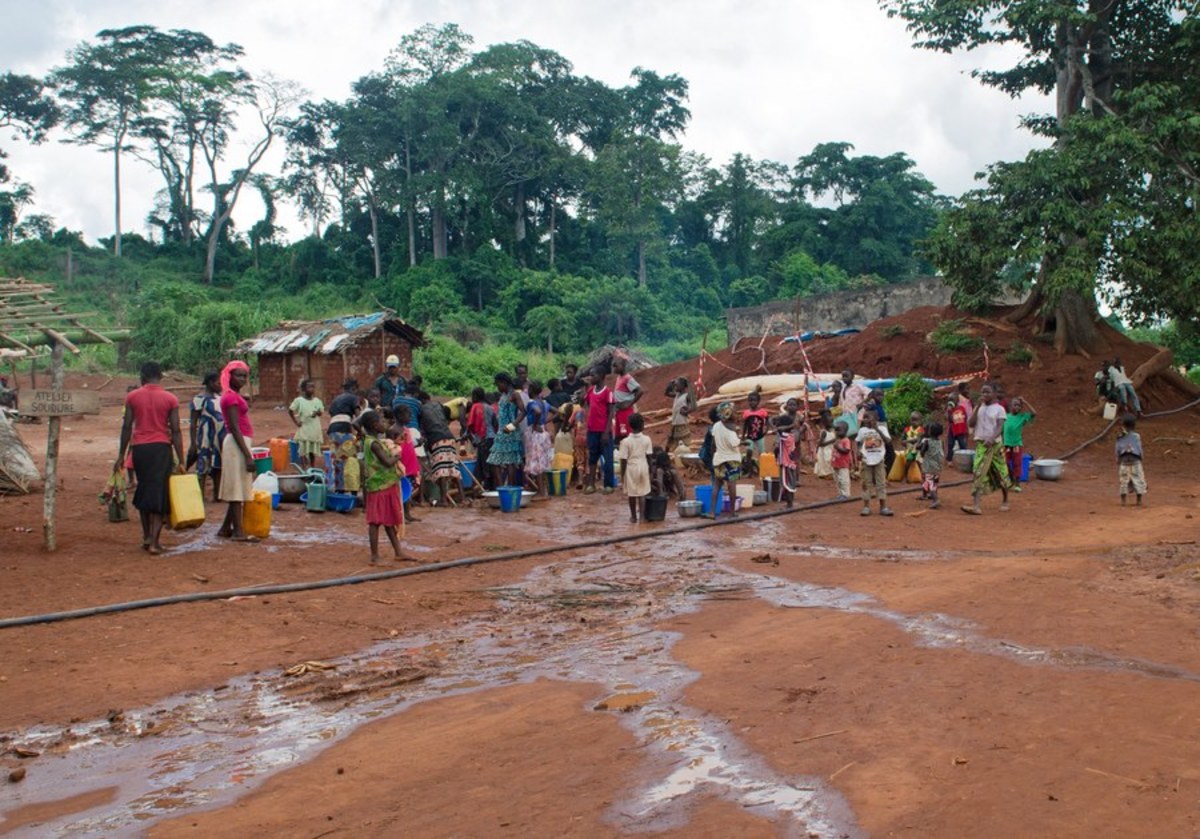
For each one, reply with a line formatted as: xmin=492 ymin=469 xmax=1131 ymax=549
xmin=0 ymin=277 xmax=130 ymax=550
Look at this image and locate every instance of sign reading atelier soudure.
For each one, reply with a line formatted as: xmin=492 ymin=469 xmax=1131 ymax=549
xmin=25 ymin=390 xmax=101 ymax=416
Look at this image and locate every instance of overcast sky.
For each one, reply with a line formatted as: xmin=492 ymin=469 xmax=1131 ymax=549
xmin=2 ymin=0 xmax=1049 ymax=246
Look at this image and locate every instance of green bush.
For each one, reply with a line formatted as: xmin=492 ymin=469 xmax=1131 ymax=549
xmin=1004 ymin=341 xmax=1034 ymax=365
xmin=413 ymin=336 xmax=580 ymax=397
xmin=883 ymin=373 xmax=934 ymax=425
xmin=930 ymin=318 xmax=982 ymax=354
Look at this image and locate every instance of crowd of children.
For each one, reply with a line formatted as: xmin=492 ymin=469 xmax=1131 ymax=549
xmin=169 ymin=354 xmax=1150 ymax=559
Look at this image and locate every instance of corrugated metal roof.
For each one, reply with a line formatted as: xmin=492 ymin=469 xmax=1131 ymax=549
xmin=231 ymin=311 xmax=425 ymax=356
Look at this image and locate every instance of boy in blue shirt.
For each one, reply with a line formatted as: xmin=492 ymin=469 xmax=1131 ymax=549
xmin=1115 ymin=414 xmax=1146 ymax=506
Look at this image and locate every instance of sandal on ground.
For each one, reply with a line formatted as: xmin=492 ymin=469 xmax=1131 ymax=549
xmin=999 ymin=503 xmax=1010 ymax=512
xmin=860 ymin=507 xmax=871 ymax=516
xmin=960 ymin=505 xmax=982 ymax=515
xmin=879 ymin=507 xmax=894 ymax=517
xmin=231 ymin=535 xmax=261 ymax=543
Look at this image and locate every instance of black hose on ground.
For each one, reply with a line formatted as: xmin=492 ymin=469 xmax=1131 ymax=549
xmin=4 ymin=394 xmax=1196 ymax=630
xmin=0 ymin=491 xmax=880 ymax=630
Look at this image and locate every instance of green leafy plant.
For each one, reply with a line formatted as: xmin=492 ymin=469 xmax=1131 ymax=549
xmin=929 ymin=319 xmax=982 ymax=354
xmin=882 ymin=372 xmax=934 ymax=425
xmin=881 ymin=324 xmax=906 ymax=339
xmin=1004 ymin=341 xmax=1034 ymax=366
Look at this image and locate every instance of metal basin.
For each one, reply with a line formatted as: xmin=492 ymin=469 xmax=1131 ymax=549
xmin=1032 ymin=458 xmax=1065 ymax=481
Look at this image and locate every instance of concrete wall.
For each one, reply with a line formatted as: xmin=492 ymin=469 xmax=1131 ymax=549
xmin=726 ymin=277 xmax=952 ymax=343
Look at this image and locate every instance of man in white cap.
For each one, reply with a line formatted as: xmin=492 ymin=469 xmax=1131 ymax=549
xmin=375 ymin=354 xmax=407 ymax=411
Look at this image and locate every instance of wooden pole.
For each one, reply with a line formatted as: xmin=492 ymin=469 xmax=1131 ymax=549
xmin=42 ymin=340 xmax=64 ymax=551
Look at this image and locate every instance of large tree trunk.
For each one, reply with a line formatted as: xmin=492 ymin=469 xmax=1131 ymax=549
xmin=112 ymin=139 xmax=123 ymax=258
xmin=432 ymin=190 xmax=448 ymax=260
xmin=548 ymin=201 xmax=556 ymax=269
xmin=1130 ymin=348 xmax=1173 ymax=389
xmin=367 ymin=193 xmax=381 ymax=279
xmin=637 ymin=240 xmax=647 ymax=287
xmin=1052 ymin=287 xmax=1108 ymax=357
xmin=405 ymin=143 xmax=417 ymax=267
xmin=1004 ymin=286 xmax=1043 ymax=324
xmin=513 ymin=181 xmax=526 ymax=249
xmin=204 ymin=226 xmax=220 ymax=283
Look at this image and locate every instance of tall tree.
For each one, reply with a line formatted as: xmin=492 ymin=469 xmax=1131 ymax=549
xmin=587 ymin=68 xmax=691 ymax=286
xmin=132 ymin=28 xmax=248 ymax=247
xmin=200 ymin=74 xmax=299 ymax=282
xmin=52 ymin=26 xmax=169 ymax=256
xmin=0 ymin=72 xmax=60 ymax=184
xmin=881 ymin=0 xmax=1193 ymax=354
xmin=792 ymin=142 xmax=941 ymax=282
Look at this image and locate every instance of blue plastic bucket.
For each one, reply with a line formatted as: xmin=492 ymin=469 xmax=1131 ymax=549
xmin=401 ymin=477 xmax=413 ymax=503
xmin=289 ymin=440 xmax=301 ymax=465
xmin=498 ymin=485 xmax=523 ymax=513
xmin=458 ymin=460 xmax=475 ymax=488
xmin=693 ymin=485 xmax=725 ymax=516
xmin=547 ymin=469 xmax=568 ymax=496
xmin=1020 ymin=453 xmax=1032 ymax=483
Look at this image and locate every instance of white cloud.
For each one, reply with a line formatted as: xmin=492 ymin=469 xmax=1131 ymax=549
xmin=1 ymin=0 xmax=1051 ymax=245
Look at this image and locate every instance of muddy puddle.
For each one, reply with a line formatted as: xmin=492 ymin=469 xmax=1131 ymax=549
xmin=5 ymin=527 xmax=1200 ymax=837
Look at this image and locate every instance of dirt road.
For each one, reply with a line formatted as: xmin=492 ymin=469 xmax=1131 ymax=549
xmin=2 ymin=395 xmax=1198 ymax=836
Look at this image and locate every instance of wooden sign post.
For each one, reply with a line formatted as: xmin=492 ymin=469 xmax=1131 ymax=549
xmin=25 ymin=388 xmax=100 ymax=417
xmin=0 ymin=277 xmax=129 ymax=551
xmin=43 ymin=341 xmax=65 ymax=551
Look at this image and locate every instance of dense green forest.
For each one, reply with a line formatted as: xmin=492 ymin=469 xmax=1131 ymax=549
xmin=0 ymin=23 xmax=944 ymax=377
xmin=1 ymin=3 xmax=1198 ymax=385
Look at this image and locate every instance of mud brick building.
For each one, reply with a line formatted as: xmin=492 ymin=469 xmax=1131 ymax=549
xmin=233 ymin=312 xmax=425 ymax=405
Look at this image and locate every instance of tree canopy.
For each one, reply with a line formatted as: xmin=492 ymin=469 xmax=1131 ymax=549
xmin=883 ymin=0 xmax=1198 ymax=354
xmin=4 ymin=21 xmax=957 ymax=372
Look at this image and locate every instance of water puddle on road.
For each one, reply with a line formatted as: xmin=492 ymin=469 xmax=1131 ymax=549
xmin=5 ymin=530 xmax=1199 ymax=837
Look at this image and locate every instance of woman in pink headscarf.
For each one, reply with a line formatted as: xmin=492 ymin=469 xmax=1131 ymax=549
xmin=217 ymin=360 xmax=258 ymax=541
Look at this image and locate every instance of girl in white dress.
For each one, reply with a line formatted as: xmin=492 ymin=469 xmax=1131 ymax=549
xmin=618 ymin=413 xmax=654 ymax=522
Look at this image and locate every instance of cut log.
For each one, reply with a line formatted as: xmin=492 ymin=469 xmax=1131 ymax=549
xmin=1130 ymin=348 xmax=1174 ymax=389
xmin=0 ymin=413 xmax=40 ymax=494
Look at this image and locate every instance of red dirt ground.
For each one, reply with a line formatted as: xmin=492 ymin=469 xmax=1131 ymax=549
xmin=1 ymin=318 xmax=1199 ymax=836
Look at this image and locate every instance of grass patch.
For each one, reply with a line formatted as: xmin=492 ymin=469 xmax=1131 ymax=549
xmin=1004 ymin=341 xmax=1035 ymax=365
xmin=881 ymin=324 xmax=906 ymax=339
xmin=929 ymin=319 xmax=982 ymax=354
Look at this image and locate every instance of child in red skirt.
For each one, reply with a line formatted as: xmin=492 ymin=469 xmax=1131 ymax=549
xmin=362 ymin=410 xmax=412 ymax=564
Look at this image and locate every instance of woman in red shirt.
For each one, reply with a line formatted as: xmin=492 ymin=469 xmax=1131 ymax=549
xmin=217 ymin=360 xmax=258 ymax=542
xmin=114 ymin=361 xmax=184 ymax=555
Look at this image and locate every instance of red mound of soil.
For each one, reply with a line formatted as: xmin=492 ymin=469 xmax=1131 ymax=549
xmin=635 ymin=305 xmax=1197 ymax=454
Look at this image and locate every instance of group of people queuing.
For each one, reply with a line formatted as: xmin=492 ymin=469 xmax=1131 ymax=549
xmin=115 ymin=353 xmax=1150 ymax=558
xmin=689 ymin=369 xmax=1048 ymax=519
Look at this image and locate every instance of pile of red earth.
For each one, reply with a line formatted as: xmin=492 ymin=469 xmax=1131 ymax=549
xmin=635 ymin=305 xmax=1198 ymax=456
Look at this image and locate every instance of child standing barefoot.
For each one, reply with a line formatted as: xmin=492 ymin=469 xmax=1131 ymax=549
xmin=830 ymin=420 xmax=855 ymax=500
xmin=918 ymin=422 xmax=945 ymax=509
xmin=1116 ymin=413 xmax=1147 ymax=506
xmin=856 ymin=410 xmax=893 ymax=516
xmin=362 ymin=410 xmax=412 ymax=564
xmin=618 ymin=414 xmax=653 ymax=522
